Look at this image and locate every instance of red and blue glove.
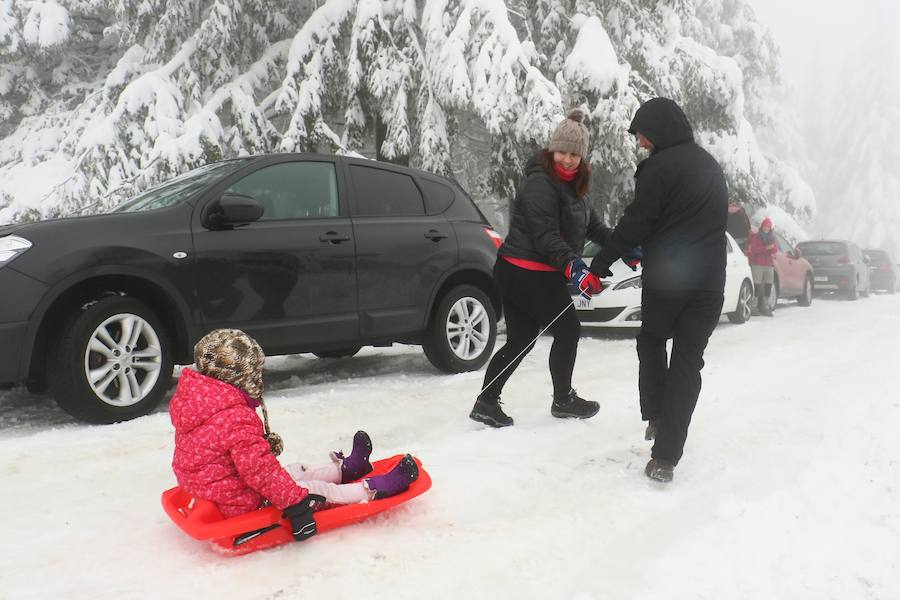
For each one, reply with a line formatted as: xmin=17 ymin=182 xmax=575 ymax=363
xmin=566 ymin=258 xmax=602 ymax=298
xmin=623 ymin=246 xmax=643 ymax=271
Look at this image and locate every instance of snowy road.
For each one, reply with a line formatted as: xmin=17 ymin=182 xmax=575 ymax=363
xmin=1 ymin=294 xmax=898 ymax=599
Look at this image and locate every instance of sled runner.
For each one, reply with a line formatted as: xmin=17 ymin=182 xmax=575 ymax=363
xmin=162 ymin=454 xmax=431 ymax=556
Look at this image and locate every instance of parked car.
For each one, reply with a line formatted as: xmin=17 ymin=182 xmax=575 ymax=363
xmin=863 ymin=248 xmax=897 ymax=294
xmin=570 ymin=232 xmax=755 ymax=327
xmin=796 ymin=240 xmax=870 ymax=300
xmin=727 ymin=204 xmax=815 ymax=311
xmin=0 ymin=154 xmax=501 ymax=423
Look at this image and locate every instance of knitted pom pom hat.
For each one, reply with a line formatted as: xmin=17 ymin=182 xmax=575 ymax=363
xmin=548 ymin=109 xmax=590 ymax=158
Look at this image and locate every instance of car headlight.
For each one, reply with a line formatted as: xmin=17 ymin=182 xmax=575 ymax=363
xmin=613 ymin=275 xmax=642 ymax=290
xmin=0 ymin=235 xmax=32 ymax=266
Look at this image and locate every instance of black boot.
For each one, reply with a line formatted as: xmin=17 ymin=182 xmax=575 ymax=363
xmin=760 ymin=284 xmax=773 ymax=316
xmin=645 ymin=458 xmax=675 ymax=482
xmin=644 ymin=418 xmax=659 ymax=441
xmin=551 ymin=389 xmax=599 ymax=419
xmin=469 ymin=396 xmax=514 ymax=428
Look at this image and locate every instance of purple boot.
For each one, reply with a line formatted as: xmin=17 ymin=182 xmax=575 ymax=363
xmin=333 ymin=430 xmax=373 ymax=483
xmin=365 ymin=454 xmax=419 ymax=499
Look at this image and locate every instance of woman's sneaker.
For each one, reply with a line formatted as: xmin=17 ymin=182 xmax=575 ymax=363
xmin=551 ymin=389 xmax=599 ymax=419
xmin=365 ymin=454 xmax=419 ymax=499
xmin=469 ymin=397 xmax=514 ymax=428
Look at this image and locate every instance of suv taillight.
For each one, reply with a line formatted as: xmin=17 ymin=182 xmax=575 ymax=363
xmin=484 ymin=227 xmax=503 ymax=249
xmin=838 ymin=255 xmax=851 ymax=264
xmin=882 ymin=264 xmax=892 ymax=272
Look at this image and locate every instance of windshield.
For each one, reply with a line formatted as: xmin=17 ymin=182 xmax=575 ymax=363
xmin=796 ymin=241 xmax=847 ymax=256
xmin=110 ymin=159 xmax=252 ymax=213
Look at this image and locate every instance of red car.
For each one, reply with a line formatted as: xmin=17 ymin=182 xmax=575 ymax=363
xmin=727 ymin=204 xmax=815 ymax=311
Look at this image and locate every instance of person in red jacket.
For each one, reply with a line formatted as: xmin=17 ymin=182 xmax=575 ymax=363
xmin=170 ymin=329 xmax=418 ymax=523
xmin=747 ymin=217 xmax=778 ymax=316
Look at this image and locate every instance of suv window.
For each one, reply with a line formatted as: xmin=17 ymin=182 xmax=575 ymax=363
xmin=419 ymin=178 xmax=455 ymax=214
xmin=797 ymin=241 xmax=847 ymax=256
xmin=112 ymin=159 xmax=251 ymax=213
xmin=225 ymin=162 xmax=339 ymax=220
xmin=350 ymin=165 xmax=424 ymax=216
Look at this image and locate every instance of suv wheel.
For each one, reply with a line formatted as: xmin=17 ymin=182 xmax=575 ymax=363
xmin=49 ymin=296 xmax=174 ymax=423
xmin=727 ymin=280 xmax=753 ymax=324
xmin=846 ymin=278 xmax=859 ymax=300
xmin=423 ymin=284 xmax=497 ymax=373
xmin=797 ymin=274 xmax=813 ymax=307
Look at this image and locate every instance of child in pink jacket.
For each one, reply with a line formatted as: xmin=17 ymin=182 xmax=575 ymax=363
xmin=170 ymin=329 xmax=418 ymax=520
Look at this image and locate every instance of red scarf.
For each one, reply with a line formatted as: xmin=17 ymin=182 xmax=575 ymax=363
xmin=554 ymin=162 xmax=578 ymax=181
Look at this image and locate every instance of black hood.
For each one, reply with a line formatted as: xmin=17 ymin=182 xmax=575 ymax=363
xmin=628 ymin=98 xmax=694 ymax=151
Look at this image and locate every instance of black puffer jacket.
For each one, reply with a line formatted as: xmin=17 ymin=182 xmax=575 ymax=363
xmin=499 ymin=152 xmax=610 ymax=271
xmin=591 ymin=98 xmax=728 ymax=291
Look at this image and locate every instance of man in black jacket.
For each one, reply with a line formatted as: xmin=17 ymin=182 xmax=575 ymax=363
xmin=590 ymin=97 xmax=728 ymax=483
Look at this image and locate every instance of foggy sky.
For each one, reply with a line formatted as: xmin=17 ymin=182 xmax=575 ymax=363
xmin=748 ymin=0 xmax=900 ymax=245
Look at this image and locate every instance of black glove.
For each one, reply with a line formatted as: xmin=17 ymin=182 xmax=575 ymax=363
xmin=283 ymin=494 xmax=326 ymax=542
xmin=589 ymin=256 xmax=613 ymax=278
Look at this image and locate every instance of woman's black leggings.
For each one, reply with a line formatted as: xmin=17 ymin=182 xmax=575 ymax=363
xmin=479 ymin=258 xmax=581 ymax=401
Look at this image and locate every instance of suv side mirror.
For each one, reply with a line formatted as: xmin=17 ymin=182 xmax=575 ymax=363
xmin=205 ymin=194 xmax=264 ymax=229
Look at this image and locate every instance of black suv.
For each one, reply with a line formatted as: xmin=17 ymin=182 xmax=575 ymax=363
xmin=0 ymin=154 xmax=501 ymax=423
xmin=796 ymin=239 xmax=871 ymax=300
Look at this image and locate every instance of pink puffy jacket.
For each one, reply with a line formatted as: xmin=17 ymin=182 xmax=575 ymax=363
xmin=170 ymin=368 xmax=307 ymax=518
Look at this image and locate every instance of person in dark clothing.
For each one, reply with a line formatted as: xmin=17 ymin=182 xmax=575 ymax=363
xmin=469 ymin=109 xmax=611 ymax=428
xmin=589 ymin=98 xmax=728 ymax=482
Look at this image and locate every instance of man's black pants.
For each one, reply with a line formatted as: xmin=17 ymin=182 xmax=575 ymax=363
xmin=637 ymin=288 xmax=723 ymax=465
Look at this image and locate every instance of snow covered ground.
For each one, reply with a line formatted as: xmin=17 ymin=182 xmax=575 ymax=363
xmin=1 ymin=293 xmax=898 ymax=600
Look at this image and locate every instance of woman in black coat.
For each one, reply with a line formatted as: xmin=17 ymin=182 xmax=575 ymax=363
xmin=469 ymin=110 xmax=611 ymax=428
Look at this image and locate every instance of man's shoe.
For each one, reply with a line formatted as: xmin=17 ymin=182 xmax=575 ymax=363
xmin=644 ymin=418 xmax=659 ymax=441
xmin=469 ymin=397 xmax=514 ymax=428
xmin=551 ymin=389 xmax=599 ymax=419
xmin=645 ymin=458 xmax=675 ymax=482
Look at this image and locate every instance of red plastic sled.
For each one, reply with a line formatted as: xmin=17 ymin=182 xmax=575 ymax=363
xmin=162 ymin=454 xmax=431 ymax=556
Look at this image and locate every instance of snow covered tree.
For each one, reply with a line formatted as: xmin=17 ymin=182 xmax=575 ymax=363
xmin=0 ymin=0 xmax=815 ymax=240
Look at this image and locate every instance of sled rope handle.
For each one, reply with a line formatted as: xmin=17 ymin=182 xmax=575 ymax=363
xmin=478 ymin=298 xmax=576 ymax=396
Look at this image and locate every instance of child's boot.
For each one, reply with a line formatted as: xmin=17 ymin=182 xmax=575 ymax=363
xmin=332 ymin=430 xmax=373 ymax=483
xmin=364 ymin=454 xmax=419 ymax=499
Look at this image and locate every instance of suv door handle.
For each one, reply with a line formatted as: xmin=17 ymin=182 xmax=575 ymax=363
xmin=319 ymin=231 xmax=351 ymax=244
xmin=424 ymin=229 xmax=448 ymax=242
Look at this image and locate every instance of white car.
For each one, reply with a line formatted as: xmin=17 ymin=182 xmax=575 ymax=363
xmin=572 ymin=232 xmax=754 ymax=327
